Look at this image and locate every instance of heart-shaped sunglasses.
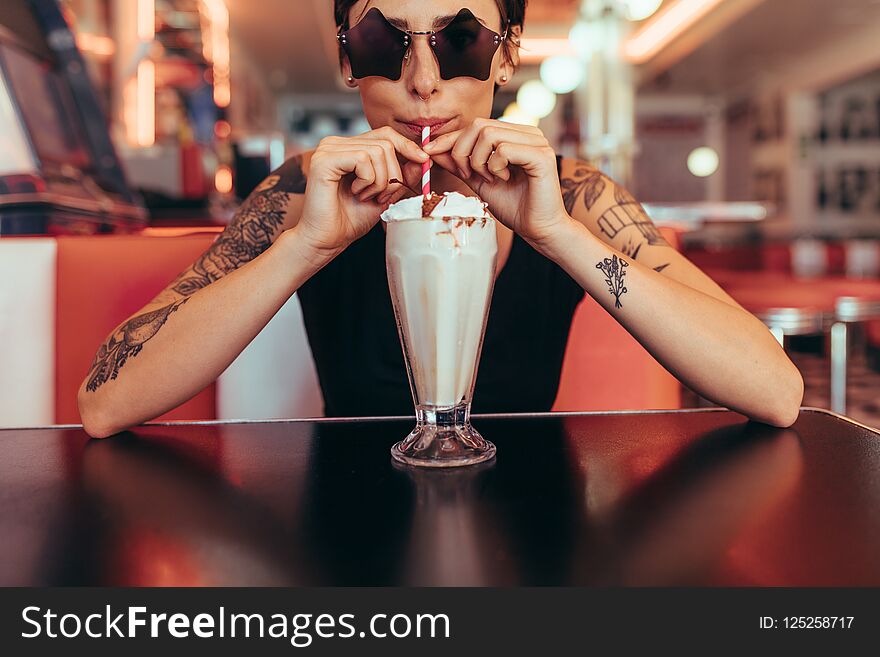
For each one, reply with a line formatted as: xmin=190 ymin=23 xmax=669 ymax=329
xmin=337 ymin=7 xmax=509 ymax=81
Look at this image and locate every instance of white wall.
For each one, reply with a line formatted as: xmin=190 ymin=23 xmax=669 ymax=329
xmin=0 ymin=239 xmax=56 ymax=428
xmin=216 ymin=293 xmax=324 ymax=420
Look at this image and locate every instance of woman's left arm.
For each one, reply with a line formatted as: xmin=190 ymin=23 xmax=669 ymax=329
xmin=424 ymin=119 xmax=804 ymax=427
xmin=538 ymin=175 xmax=804 ymax=428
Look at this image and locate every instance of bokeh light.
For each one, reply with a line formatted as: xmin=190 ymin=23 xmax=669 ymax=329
xmin=539 ymin=55 xmax=585 ymax=94
xmin=516 ymin=80 xmax=557 ymax=119
xmin=500 ymin=102 xmax=540 ymax=127
xmin=687 ymin=147 xmax=720 ymax=177
xmin=623 ymin=0 xmax=664 ymax=22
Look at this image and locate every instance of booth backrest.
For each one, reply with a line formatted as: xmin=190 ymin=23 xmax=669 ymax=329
xmin=40 ymin=222 xmax=683 ymax=425
xmin=55 ymin=231 xmax=221 ymax=424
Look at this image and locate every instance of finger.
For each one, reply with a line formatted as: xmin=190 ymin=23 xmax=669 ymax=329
xmin=342 ymin=137 xmax=410 ymax=167
xmin=487 ymin=143 xmax=556 ymax=178
xmin=330 ymin=134 xmax=424 ymax=193
xmin=448 ymin=117 xmax=522 ymax=180
xmin=449 ymin=125 xmax=481 ymax=179
xmin=328 ymin=140 xmax=395 ymax=200
xmin=338 ymin=138 xmax=419 ymax=203
xmin=421 ymin=130 xmax=460 ymax=156
xmin=322 ymin=130 xmax=427 ymax=165
xmin=486 ymin=146 xmax=511 ymax=181
xmin=332 ymin=149 xmax=379 ymax=197
xmin=471 ymin=126 xmax=547 ymax=181
xmin=358 ymin=140 xmax=403 ymax=199
xmin=325 ymin=144 xmax=385 ymax=197
xmin=418 ymin=125 xmax=475 ymax=178
xmin=357 ymin=149 xmax=388 ymax=200
xmin=312 ymin=147 xmax=377 ymax=191
xmin=368 ymin=126 xmax=430 ymax=164
xmin=320 ymin=142 xmax=375 ymax=187
xmin=378 ymin=140 xmax=406 ymax=203
xmin=380 ymin=139 xmax=405 ymax=180
xmin=422 ymin=129 xmax=481 ymax=179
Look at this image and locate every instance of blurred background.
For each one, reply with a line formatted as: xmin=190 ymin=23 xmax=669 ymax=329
xmin=3 ymin=0 xmax=880 ymax=429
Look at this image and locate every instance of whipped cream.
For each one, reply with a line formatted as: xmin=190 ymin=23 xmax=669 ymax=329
xmin=381 ymin=191 xmax=488 ymax=222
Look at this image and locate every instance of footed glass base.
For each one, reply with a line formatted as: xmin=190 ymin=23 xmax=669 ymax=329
xmin=391 ymin=403 xmax=496 ymax=468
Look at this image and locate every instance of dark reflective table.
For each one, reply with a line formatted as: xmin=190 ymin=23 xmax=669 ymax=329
xmin=2 ymin=408 xmax=878 ymax=586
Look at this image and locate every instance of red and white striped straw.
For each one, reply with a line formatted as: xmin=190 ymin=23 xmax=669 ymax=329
xmin=421 ymin=125 xmax=431 ymax=197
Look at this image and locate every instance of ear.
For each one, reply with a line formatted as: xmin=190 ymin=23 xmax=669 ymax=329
xmin=495 ymin=24 xmax=521 ymax=85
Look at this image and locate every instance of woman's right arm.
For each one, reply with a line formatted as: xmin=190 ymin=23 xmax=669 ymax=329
xmin=77 ymin=155 xmax=320 ymax=438
xmin=78 ymin=128 xmax=429 ymax=437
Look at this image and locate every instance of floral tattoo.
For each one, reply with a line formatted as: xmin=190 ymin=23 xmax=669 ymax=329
xmin=596 ymin=254 xmax=629 ymax=309
xmin=561 ymin=165 xmax=607 ymax=214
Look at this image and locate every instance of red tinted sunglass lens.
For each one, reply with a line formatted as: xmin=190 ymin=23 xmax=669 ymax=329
xmin=340 ymin=7 xmax=408 ymax=80
xmin=432 ymin=9 xmax=502 ymax=80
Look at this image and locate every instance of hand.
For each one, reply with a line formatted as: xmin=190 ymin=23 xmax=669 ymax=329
xmin=296 ymin=126 xmax=427 ymax=258
xmin=423 ymin=118 xmax=572 ymax=246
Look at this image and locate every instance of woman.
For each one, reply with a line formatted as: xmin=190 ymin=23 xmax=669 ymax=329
xmin=78 ymin=0 xmax=803 ymax=437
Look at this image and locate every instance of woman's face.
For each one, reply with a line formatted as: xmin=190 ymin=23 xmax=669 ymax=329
xmin=343 ymin=0 xmax=516 ymax=143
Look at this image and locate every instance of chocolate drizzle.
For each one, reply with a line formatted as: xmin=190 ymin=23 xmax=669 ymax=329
xmin=421 ymin=193 xmax=445 ymax=216
xmin=440 ymin=216 xmax=487 ymax=227
xmin=435 ymin=229 xmax=460 ymax=249
xmin=433 ymin=215 xmax=490 ymax=250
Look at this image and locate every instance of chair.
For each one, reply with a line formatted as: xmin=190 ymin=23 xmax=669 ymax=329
xmin=721 ymin=273 xmax=880 ymax=415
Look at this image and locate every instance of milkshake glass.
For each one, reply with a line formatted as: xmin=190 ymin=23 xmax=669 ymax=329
xmin=382 ymin=191 xmax=498 ymax=467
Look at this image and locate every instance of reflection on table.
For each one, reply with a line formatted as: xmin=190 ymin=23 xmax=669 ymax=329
xmin=1 ymin=409 xmax=878 ymax=586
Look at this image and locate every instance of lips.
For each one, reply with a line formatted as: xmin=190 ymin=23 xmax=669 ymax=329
xmin=398 ymin=117 xmax=454 ymax=138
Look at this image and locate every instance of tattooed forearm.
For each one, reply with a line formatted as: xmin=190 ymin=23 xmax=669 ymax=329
xmin=622 ymin=236 xmax=671 ymax=273
xmin=171 ymin=156 xmax=307 ymax=296
xmin=621 ymin=236 xmax=643 ymax=260
xmin=85 ymin=298 xmax=190 ymax=391
xmin=596 ymin=254 xmax=629 ymax=309
xmin=561 ymin=162 xmax=671 ymax=273
xmin=562 ymin=162 xmax=670 ymax=290
xmin=561 ymin=165 xmax=607 ymax=214
xmin=84 ymin=157 xmax=307 ymax=393
xmin=597 ymin=184 xmax=668 ymax=247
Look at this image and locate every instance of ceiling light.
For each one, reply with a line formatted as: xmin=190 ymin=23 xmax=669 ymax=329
xmin=623 ymin=0 xmax=727 ymax=64
xmin=622 ymin=0 xmax=664 ymax=22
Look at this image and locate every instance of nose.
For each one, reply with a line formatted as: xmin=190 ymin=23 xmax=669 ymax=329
xmin=405 ymin=37 xmax=440 ymax=101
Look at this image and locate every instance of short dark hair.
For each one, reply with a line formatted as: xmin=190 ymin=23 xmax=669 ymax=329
xmin=333 ymin=0 xmax=527 ymax=68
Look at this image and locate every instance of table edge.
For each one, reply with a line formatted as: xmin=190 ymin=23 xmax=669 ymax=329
xmin=798 ymin=406 xmax=880 ymax=435
xmin=2 ymin=407 xmax=876 ymax=435
xmin=1 ymin=407 xmax=730 ymax=431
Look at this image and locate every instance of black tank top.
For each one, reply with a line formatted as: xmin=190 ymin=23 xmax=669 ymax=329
xmin=297 ymin=155 xmax=585 ymax=417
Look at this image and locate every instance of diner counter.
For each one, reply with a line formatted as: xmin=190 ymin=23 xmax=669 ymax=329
xmin=1 ymin=408 xmax=878 ymax=586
